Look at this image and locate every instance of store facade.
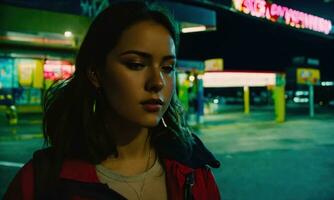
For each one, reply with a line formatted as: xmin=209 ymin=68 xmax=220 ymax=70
xmin=0 ymin=1 xmax=217 ymax=117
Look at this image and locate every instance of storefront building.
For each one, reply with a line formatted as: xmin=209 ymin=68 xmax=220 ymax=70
xmin=0 ymin=1 xmax=216 ymax=113
xmin=0 ymin=0 xmax=333 ymax=120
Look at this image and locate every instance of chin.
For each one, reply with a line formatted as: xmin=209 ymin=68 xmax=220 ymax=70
xmin=138 ymin=118 xmax=160 ymax=128
xmin=141 ymin=121 xmax=160 ymax=128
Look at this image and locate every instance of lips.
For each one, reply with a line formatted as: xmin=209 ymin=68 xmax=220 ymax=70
xmin=140 ymin=98 xmax=164 ymax=112
xmin=140 ymin=99 xmax=164 ymax=105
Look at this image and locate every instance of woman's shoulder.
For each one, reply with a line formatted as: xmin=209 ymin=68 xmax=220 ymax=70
xmin=12 ymin=161 xmax=34 ymax=185
xmin=163 ymin=158 xmax=221 ymax=200
xmin=164 ymin=158 xmax=215 ymax=176
xmin=3 ymin=161 xmax=34 ymax=200
xmin=60 ymin=160 xmax=100 ymax=183
xmin=158 ymin=133 xmax=220 ymax=169
xmin=155 ymin=133 xmax=220 ymax=169
xmin=19 ymin=161 xmax=34 ymax=180
xmin=4 ymin=157 xmax=100 ymax=200
xmin=190 ymin=133 xmax=221 ymax=168
xmin=33 ymin=147 xmax=99 ymax=183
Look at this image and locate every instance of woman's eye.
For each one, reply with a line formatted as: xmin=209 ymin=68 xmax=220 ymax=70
xmin=162 ymin=65 xmax=175 ymax=74
xmin=126 ymin=62 xmax=145 ymax=70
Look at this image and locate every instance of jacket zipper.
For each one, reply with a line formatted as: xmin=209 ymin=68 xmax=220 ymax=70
xmin=184 ymin=172 xmax=194 ymax=200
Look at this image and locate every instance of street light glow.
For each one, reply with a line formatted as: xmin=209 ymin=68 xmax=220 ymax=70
xmin=64 ymin=31 xmax=73 ymax=38
xmin=203 ymin=72 xmax=277 ymax=88
xmin=189 ymin=75 xmax=195 ymax=82
xmin=181 ymin=26 xmax=207 ymax=33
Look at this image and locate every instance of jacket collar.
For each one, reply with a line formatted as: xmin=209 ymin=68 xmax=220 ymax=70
xmin=60 ymin=160 xmax=100 ymax=183
xmin=155 ymin=133 xmax=220 ymax=169
xmin=59 ymin=133 xmax=220 ymax=182
xmin=59 ymin=158 xmax=190 ymax=182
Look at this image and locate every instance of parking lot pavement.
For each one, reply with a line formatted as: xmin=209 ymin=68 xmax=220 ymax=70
xmin=0 ymin=105 xmax=334 ymax=199
xmin=0 ymin=113 xmax=43 ymax=141
xmin=198 ymin=107 xmax=334 ymax=200
xmin=0 ymin=138 xmax=44 ymax=197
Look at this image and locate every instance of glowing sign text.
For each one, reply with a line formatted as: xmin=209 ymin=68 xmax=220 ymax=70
xmin=232 ymin=0 xmax=332 ymax=35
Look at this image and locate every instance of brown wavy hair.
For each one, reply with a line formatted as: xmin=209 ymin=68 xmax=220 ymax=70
xmin=43 ymin=1 xmax=194 ymax=164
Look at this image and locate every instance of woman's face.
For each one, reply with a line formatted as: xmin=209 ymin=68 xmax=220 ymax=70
xmin=99 ymin=20 xmax=176 ymax=127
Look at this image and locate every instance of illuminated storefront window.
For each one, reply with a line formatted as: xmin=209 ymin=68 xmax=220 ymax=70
xmin=0 ymin=57 xmax=75 ymax=105
xmin=0 ymin=58 xmax=18 ymax=89
xmin=44 ymin=60 xmax=75 ymax=81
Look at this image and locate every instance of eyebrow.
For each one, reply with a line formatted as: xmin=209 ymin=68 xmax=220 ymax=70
xmin=119 ymin=50 xmax=176 ymax=61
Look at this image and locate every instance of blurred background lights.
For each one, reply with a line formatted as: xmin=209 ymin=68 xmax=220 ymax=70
xmin=181 ymin=26 xmax=206 ymax=33
xmin=295 ymin=91 xmax=309 ymax=96
xmin=321 ymin=81 xmax=334 ymax=86
xmin=293 ymin=97 xmax=309 ymax=103
xmin=189 ymin=75 xmax=195 ymax=81
xmin=64 ymin=31 xmax=73 ymax=37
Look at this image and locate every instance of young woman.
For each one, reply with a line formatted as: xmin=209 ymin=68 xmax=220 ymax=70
xmin=4 ymin=1 xmax=221 ymax=199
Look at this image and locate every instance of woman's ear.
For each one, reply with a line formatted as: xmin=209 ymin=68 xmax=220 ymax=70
xmin=87 ymin=67 xmax=101 ymax=88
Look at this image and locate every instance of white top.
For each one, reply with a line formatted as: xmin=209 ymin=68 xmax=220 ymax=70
xmin=96 ymin=158 xmax=167 ymax=200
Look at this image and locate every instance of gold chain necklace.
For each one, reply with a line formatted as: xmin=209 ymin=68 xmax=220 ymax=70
xmin=123 ymin=150 xmax=151 ymax=200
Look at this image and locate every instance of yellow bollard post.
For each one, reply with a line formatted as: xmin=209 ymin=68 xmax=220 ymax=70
xmin=273 ymin=85 xmax=285 ymax=123
xmin=243 ymin=86 xmax=250 ymax=114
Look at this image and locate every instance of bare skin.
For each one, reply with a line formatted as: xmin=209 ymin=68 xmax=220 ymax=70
xmin=88 ymin=20 xmax=176 ymax=176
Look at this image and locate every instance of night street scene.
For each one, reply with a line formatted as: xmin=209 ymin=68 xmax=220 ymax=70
xmin=1 ymin=0 xmax=334 ymax=199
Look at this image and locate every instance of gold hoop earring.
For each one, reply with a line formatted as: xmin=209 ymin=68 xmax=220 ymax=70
xmin=161 ymin=117 xmax=167 ymax=128
xmin=93 ymin=87 xmax=101 ymax=114
xmin=93 ymin=99 xmax=96 ymax=113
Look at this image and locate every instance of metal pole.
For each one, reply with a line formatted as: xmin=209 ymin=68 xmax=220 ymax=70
xmin=197 ymin=76 xmax=204 ymax=124
xmin=309 ymin=84 xmax=314 ymax=117
xmin=244 ymin=86 xmax=250 ymax=114
xmin=273 ymin=85 xmax=286 ymax=123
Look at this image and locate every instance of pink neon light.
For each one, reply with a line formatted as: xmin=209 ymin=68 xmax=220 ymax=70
xmin=44 ymin=60 xmax=75 ymax=80
xmin=253 ymin=0 xmax=266 ymax=18
xmin=233 ymin=0 xmax=332 ymax=34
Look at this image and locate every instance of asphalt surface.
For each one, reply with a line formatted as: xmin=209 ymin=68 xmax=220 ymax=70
xmin=1 ymin=104 xmax=334 ymax=199
xmin=199 ymin=106 xmax=334 ymax=200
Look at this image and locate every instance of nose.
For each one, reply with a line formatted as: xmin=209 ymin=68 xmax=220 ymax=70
xmin=145 ymin=67 xmax=165 ymax=93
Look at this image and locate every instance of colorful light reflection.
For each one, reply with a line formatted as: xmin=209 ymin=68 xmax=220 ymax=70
xmin=202 ymin=72 xmax=277 ymax=88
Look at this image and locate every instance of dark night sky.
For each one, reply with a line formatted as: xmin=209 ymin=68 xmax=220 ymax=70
xmin=179 ymin=1 xmax=334 ymax=80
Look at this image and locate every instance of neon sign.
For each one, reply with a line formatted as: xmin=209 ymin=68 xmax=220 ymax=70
xmin=44 ymin=60 xmax=75 ymax=81
xmin=232 ymin=0 xmax=332 ymax=35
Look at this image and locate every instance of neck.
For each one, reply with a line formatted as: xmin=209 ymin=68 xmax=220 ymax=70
xmin=115 ymin=128 xmax=151 ymax=160
xmin=101 ymin=119 xmax=156 ymax=175
xmin=104 ymin=113 xmax=152 ymax=160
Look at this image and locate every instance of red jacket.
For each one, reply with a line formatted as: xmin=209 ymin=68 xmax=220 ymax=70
xmin=4 ymin=134 xmax=221 ymax=199
xmin=4 ymin=158 xmax=220 ymax=200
